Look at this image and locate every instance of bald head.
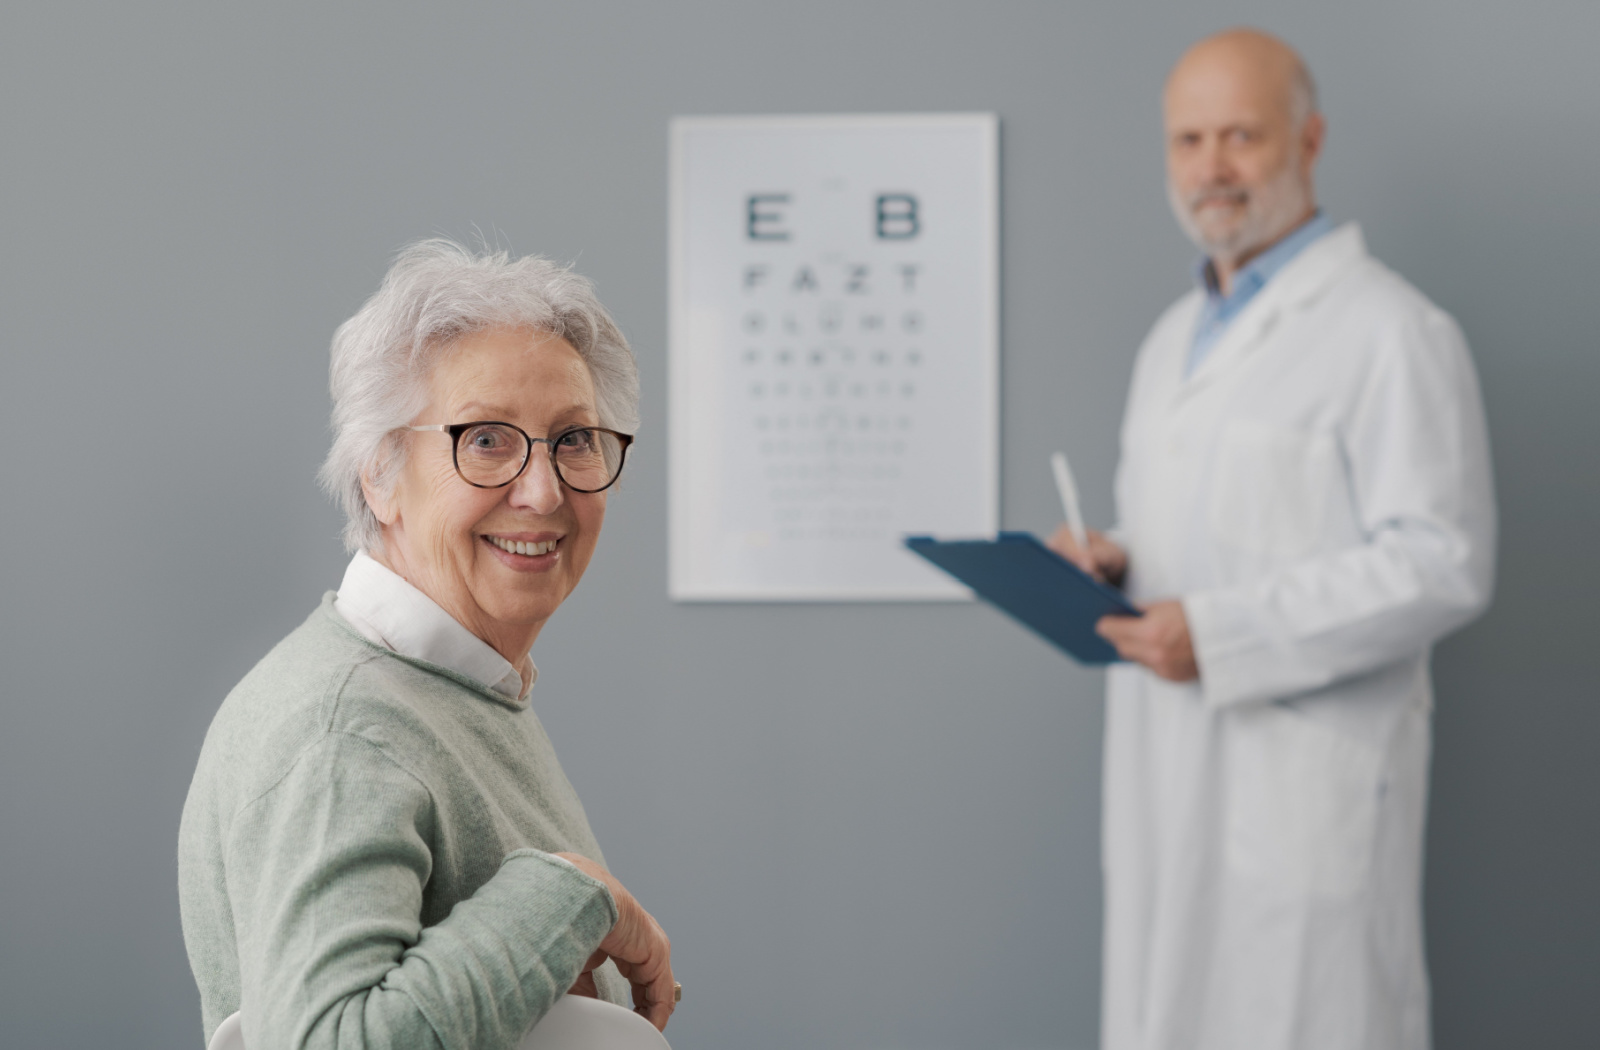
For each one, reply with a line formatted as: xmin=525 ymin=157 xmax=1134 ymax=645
xmin=1162 ymin=29 xmax=1325 ymax=283
xmin=1167 ymin=29 xmax=1318 ymax=130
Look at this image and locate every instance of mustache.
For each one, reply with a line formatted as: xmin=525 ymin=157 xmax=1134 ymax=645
xmin=1184 ymin=186 xmax=1250 ymax=210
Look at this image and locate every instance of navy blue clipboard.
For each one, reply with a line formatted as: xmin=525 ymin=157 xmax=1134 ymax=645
xmin=905 ymin=532 xmax=1141 ymax=665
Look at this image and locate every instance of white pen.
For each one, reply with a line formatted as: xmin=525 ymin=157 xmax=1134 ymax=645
xmin=1051 ymin=450 xmax=1090 ymax=553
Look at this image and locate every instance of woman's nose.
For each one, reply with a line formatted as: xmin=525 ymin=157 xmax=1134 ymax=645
xmin=508 ymin=449 xmax=564 ymax=513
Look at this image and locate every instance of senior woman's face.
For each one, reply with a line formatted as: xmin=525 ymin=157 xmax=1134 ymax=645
xmin=371 ymin=326 xmax=609 ymax=656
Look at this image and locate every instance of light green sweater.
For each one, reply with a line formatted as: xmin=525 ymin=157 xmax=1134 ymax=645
xmin=179 ymin=594 xmax=628 ymax=1049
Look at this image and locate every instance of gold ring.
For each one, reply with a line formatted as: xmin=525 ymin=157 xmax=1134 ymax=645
xmin=674 ymin=982 xmax=682 ymax=1003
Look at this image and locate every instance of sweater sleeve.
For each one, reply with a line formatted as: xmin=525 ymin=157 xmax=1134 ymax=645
xmin=224 ymin=731 xmax=617 ymax=1050
xmin=1183 ymin=309 xmax=1497 ymax=707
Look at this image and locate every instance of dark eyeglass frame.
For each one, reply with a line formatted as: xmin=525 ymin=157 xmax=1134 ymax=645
xmin=405 ymin=421 xmax=634 ymax=493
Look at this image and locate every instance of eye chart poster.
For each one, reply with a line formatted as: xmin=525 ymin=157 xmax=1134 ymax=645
xmin=669 ymin=113 xmax=998 ymax=601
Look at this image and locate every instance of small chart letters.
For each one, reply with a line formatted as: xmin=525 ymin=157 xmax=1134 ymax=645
xmin=670 ymin=114 xmax=999 ymax=600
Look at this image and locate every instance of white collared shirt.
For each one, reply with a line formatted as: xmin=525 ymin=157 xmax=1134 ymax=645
xmin=334 ymin=551 xmax=535 ymax=702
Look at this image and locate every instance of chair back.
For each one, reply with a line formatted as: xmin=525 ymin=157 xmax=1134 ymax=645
xmin=521 ymin=994 xmax=672 ymax=1050
xmin=205 ymin=994 xmax=670 ymax=1050
xmin=205 ymin=1012 xmax=243 ymax=1050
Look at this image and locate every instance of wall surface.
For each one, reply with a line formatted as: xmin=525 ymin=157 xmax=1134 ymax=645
xmin=2 ymin=3 xmax=1596 ymax=1049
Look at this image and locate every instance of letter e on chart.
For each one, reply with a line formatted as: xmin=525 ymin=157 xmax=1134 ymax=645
xmin=747 ymin=194 xmax=791 ymax=241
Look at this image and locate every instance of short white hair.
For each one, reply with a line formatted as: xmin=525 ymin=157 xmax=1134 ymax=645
xmin=1292 ymin=62 xmax=1318 ymax=128
xmin=1289 ymin=55 xmax=1319 ymax=129
xmin=318 ymin=239 xmax=641 ymax=554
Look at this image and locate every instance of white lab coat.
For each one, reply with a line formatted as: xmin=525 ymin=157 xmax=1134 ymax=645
xmin=1101 ymin=223 xmax=1495 ymax=1050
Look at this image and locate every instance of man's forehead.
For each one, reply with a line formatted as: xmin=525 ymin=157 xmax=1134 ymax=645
xmin=1164 ymin=59 xmax=1294 ymax=127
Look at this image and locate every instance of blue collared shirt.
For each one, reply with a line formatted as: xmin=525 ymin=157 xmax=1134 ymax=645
xmin=1187 ymin=212 xmax=1335 ymax=377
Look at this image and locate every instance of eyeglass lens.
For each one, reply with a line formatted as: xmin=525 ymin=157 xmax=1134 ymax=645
xmin=455 ymin=424 xmax=625 ymax=491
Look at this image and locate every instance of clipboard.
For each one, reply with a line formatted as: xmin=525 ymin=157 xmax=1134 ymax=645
xmin=905 ymin=532 xmax=1141 ymax=665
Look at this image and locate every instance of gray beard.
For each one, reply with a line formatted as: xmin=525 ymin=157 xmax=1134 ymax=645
xmin=1168 ymin=162 xmax=1312 ymax=267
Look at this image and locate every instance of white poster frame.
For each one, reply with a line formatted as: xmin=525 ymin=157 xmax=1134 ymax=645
xmin=668 ymin=112 xmax=999 ymax=601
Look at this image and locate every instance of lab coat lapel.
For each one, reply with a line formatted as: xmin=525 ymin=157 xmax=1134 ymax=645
xmin=1175 ymin=223 xmax=1370 ymax=403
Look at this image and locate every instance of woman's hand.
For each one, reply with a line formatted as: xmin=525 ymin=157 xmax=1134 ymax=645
xmin=1046 ymin=526 xmax=1129 ymax=587
xmin=555 ymin=852 xmax=676 ymax=1031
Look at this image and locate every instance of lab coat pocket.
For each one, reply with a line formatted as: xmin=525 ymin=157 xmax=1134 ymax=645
xmin=1207 ymin=420 xmax=1339 ymax=566
xmin=1224 ymin=703 xmax=1382 ymax=898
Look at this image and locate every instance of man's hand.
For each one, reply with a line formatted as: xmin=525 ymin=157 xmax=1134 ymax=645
xmin=1046 ymin=526 xmax=1129 ymax=587
xmin=555 ymin=852 xmax=676 ymax=1031
xmin=1097 ymin=600 xmax=1199 ymax=682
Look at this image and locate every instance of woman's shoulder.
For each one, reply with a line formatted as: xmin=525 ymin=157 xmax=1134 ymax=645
xmin=197 ymin=596 xmax=494 ymax=803
xmin=188 ymin=600 xmax=376 ymax=802
xmin=179 ymin=600 xmax=456 ymax=928
xmin=222 ymin=595 xmax=384 ymax=726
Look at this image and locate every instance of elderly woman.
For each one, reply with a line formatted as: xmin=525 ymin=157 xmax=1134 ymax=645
xmin=178 ymin=240 xmax=674 ymax=1049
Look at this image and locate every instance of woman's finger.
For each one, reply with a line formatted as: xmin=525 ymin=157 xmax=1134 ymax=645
xmin=635 ymin=981 xmax=674 ymax=1029
xmin=555 ymin=853 xmax=675 ymax=1030
xmin=617 ymin=943 xmax=675 ymax=1030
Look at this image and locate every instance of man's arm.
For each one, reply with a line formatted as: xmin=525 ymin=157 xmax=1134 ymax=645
xmin=1183 ymin=310 xmax=1496 ymax=707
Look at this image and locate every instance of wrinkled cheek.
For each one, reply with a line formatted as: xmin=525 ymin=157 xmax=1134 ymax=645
xmin=445 ymin=529 xmax=470 ymax=569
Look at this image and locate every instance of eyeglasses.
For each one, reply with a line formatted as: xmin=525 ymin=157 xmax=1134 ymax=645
xmin=405 ymin=422 xmax=634 ymax=493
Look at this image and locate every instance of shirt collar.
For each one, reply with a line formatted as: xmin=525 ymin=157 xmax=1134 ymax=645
xmin=334 ymin=551 xmax=536 ymax=702
xmin=1195 ymin=210 xmax=1335 ymax=302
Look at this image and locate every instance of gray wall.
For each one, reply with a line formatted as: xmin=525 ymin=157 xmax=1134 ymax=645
xmin=2 ymin=3 xmax=1595 ymax=1048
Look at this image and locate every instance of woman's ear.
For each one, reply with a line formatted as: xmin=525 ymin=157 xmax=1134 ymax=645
xmin=361 ymin=471 xmax=399 ymax=527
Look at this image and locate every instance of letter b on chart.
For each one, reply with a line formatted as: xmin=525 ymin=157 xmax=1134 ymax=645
xmin=875 ymin=194 xmax=920 ymax=239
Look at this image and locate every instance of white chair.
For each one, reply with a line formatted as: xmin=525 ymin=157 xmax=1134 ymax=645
xmin=206 ymin=994 xmax=671 ymax=1050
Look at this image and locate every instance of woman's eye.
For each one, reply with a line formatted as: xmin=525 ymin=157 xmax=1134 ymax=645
xmin=462 ymin=425 xmax=518 ymax=455
xmin=557 ymin=429 xmax=596 ymax=451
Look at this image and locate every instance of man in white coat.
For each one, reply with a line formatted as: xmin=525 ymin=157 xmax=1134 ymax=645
xmin=1049 ymin=29 xmax=1497 ymax=1050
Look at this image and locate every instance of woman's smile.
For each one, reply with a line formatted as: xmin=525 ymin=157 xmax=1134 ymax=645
xmin=484 ymin=532 xmax=563 ymax=570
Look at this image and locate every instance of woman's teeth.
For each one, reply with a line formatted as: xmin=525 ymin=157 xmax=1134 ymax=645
xmin=490 ymin=537 xmax=557 ymax=556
